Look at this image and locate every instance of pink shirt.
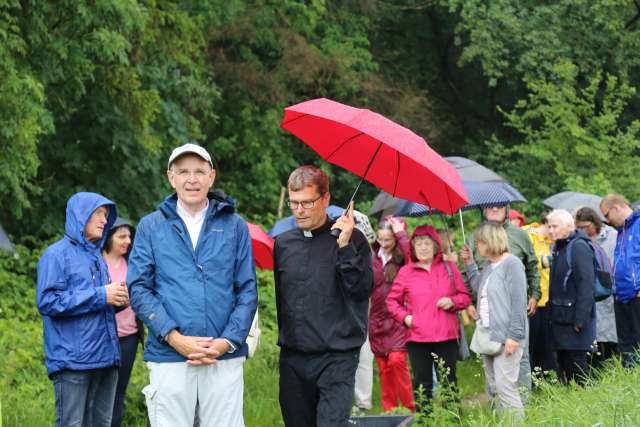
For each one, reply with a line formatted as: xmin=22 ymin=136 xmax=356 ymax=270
xmin=106 ymin=258 xmax=138 ymax=337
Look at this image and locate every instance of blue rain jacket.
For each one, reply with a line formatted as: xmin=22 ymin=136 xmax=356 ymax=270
xmin=128 ymin=191 xmax=257 ymax=362
xmin=36 ymin=192 xmax=119 ymax=376
xmin=613 ymin=211 xmax=640 ymax=303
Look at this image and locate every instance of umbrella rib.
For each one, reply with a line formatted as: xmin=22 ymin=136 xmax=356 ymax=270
xmin=281 ymin=112 xmax=309 ymax=126
xmin=392 ymin=150 xmax=400 ymax=196
xmin=326 ymin=132 xmax=365 ymax=162
xmin=419 ymin=190 xmax=433 ymax=219
xmin=347 ymin=141 xmax=383 ymax=206
xmin=446 ymin=185 xmax=454 ymax=215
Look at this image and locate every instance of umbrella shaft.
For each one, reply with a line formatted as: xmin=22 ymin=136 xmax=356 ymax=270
xmin=347 ymin=141 xmax=383 ymax=207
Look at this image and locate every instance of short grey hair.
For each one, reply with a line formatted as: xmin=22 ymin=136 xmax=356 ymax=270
xmin=287 ymin=165 xmax=329 ymax=194
xmin=546 ymin=209 xmax=575 ymax=230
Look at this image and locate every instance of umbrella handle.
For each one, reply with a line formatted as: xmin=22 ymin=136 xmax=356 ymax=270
xmin=458 ymin=210 xmax=467 ymax=244
xmin=330 ymin=201 xmax=355 ymax=238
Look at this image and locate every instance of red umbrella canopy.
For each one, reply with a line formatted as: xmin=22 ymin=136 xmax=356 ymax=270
xmin=280 ymin=98 xmax=467 ymax=214
xmin=246 ymin=222 xmax=274 ymax=270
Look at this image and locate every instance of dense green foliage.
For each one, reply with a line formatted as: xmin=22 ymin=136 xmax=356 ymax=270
xmin=3 ymin=1 xmax=640 ymax=425
xmin=2 ymin=0 xmax=640 ymax=239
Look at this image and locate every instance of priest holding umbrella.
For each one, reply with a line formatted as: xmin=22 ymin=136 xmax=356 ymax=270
xmin=275 ymin=98 xmax=467 ymax=426
xmin=274 ymin=165 xmax=373 ymax=426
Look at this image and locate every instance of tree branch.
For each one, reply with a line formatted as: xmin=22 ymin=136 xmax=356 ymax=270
xmin=377 ymin=0 xmax=435 ymax=11
xmin=625 ymin=0 xmax=640 ymax=29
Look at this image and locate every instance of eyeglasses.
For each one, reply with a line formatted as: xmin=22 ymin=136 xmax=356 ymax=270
xmin=287 ymin=194 xmax=324 ymax=210
xmin=376 ymin=238 xmax=395 ymax=244
xmin=171 ymin=168 xmax=211 ymax=179
xmin=602 ymin=208 xmax=612 ymax=221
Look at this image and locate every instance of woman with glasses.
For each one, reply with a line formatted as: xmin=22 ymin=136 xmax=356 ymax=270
xmin=368 ymin=216 xmax=415 ymax=412
xmin=387 ymin=225 xmax=471 ymax=411
xmin=575 ymin=207 xmax=619 ymax=367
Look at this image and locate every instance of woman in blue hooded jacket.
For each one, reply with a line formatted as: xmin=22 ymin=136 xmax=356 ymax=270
xmin=37 ymin=192 xmax=129 ymax=427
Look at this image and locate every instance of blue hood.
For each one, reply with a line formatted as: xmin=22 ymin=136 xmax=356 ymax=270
xmin=64 ymin=192 xmax=117 ymax=250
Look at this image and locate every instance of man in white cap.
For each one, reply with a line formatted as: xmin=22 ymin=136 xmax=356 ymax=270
xmin=128 ymin=143 xmax=258 ymax=427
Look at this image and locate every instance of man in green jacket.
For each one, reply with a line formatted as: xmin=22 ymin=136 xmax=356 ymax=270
xmin=463 ymin=205 xmax=541 ymax=401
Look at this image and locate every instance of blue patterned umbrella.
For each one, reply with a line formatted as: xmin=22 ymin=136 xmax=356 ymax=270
xmin=394 ymin=181 xmax=526 ymax=217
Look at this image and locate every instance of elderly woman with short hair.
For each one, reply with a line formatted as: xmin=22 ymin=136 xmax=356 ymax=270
xmin=546 ymin=209 xmax=596 ymax=385
xmin=461 ymin=221 xmax=528 ymax=419
xmin=387 ymin=225 xmax=471 ymax=410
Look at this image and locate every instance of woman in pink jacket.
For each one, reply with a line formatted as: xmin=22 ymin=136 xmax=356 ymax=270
xmin=368 ymin=216 xmax=416 ymax=412
xmin=387 ymin=225 xmax=471 ymax=407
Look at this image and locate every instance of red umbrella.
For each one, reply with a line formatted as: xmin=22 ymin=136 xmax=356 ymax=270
xmin=280 ymin=98 xmax=467 ymax=214
xmin=247 ymin=222 xmax=274 ymax=270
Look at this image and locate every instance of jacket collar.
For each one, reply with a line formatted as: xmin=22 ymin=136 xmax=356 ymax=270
xmin=555 ymin=229 xmax=590 ymax=249
xmin=407 ymin=257 xmax=444 ymax=271
xmin=622 ymin=210 xmax=640 ymax=231
xmin=158 ymin=189 xmax=235 ymax=221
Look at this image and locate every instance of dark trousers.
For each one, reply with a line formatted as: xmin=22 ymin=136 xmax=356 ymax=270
xmin=406 ymin=340 xmax=458 ymax=405
xmin=111 ymin=334 xmax=140 ymax=427
xmin=279 ymin=348 xmax=359 ymax=427
xmin=614 ymin=298 xmax=640 ymax=368
xmin=529 ymin=306 xmax=558 ymax=376
xmin=53 ymin=367 xmax=118 ymax=427
xmin=556 ymin=350 xmax=588 ymax=385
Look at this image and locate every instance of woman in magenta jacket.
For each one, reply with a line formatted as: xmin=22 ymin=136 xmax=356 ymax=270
xmin=387 ymin=225 xmax=471 ymax=407
xmin=368 ymin=216 xmax=416 ymax=412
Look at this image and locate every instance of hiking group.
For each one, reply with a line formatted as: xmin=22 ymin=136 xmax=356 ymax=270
xmin=36 ymin=143 xmax=640 ymax=426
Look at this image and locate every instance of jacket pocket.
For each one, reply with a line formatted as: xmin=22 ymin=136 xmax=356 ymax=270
xmin=550 ymin=298 xmax=576 ymax=325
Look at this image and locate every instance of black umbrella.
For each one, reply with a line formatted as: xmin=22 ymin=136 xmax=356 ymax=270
xmin=445 ymin=156 xmax=505 ymax=182
xmin=367 ymin=191 xmax=407 ymax=219
xmin=543 ymin=191 xmax=604 ymax=220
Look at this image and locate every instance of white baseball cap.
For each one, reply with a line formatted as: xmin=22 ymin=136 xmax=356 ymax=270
xmin=167 ymin=143 xmax=213 ymax=169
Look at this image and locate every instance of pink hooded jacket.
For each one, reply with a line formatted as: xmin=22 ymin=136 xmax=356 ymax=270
xmin=386 ymin=225 xmax=471 ymax=343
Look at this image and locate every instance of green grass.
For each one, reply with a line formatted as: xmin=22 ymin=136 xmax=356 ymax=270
xmin=3 ymin=321 xmax=640 ymax=426
xmin=3 ymin=281 xmax=640 ymax=427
